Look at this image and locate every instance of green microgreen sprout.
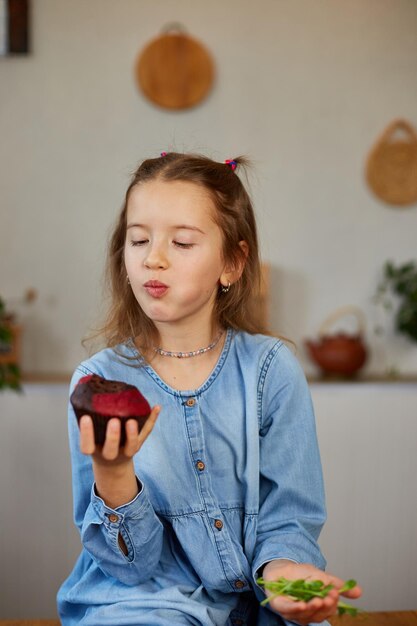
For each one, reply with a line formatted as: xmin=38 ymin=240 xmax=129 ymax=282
xmin=257 ymin=576 xmax=362 ymax=616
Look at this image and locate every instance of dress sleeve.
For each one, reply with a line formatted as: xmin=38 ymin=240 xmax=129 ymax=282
xmin=67 ymin=366 xmax=164 ymax=586
xmin=251 ymin=342 xmax=327 ymax=587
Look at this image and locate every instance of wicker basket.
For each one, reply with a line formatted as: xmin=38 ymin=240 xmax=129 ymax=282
xmin=366 ymin=119 xmax=417 ymax=207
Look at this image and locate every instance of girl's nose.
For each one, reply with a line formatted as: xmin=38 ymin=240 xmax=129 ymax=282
xmin=144 ymin=244 xmax=168 ymax=269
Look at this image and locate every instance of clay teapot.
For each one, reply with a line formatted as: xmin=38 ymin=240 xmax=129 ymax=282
xmin=305 ymin=306 xmax=368 ymax=377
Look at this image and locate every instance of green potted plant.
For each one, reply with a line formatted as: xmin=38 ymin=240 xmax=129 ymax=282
xmin=0 ymin=296 xmax=22 ymax=392
xmin=373 ymin=260 xmax=417 ymax=343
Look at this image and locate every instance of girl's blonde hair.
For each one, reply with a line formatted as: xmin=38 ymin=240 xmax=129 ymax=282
xmin=85 ymin=152 xmax=268 ymax=353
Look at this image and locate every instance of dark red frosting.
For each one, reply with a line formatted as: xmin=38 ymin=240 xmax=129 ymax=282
xmin=72 ymin=374 xmax=151 ymax=417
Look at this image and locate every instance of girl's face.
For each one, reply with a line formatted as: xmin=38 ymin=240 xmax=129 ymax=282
xmin=124 ymin=179 xmax=229 ymax=331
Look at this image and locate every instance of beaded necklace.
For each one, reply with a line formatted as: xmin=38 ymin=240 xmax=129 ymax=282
xmin=153 ymin=331 xmax=223 ymax=358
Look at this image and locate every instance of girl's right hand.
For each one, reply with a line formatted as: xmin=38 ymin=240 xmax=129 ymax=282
xmin=79 ymin=406 xmax=160 ymax=468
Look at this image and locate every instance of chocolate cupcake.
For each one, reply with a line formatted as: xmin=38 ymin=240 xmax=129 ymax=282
xmin=70 ymin=374 xmax=151 ymax=446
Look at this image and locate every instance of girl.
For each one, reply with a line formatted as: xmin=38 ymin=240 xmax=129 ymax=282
xmin=57 ymin=153 xmax=361 ymax=626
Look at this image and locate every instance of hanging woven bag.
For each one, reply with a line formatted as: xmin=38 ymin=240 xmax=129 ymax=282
xmin=366 ymin=118 xmax=417 ymax=207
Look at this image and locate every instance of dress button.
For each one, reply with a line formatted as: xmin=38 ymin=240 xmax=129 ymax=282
xmin=196 ymin=460 xmax=205 ymax=471
xmin=186 ymin=398 xmax=196 ymax=407
xmin=234 ymin=579 xmax=246 ymax=589
xmin=214 ymin=519 xmax=223 ymax=530
xmin=108 ymin=514 xmax=119 ymax=523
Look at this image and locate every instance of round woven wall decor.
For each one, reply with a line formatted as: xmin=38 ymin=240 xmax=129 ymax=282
xmin=135 ymin=24 xmax=214 ymax=110
xmin=366 ymin=119 xmax=417 ymax=207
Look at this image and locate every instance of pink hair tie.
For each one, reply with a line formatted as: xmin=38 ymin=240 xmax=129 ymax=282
xmin=160 ymin=151 xmax=168 ymax=157
xmin=225 ymin=158 xmax=237 ymax=171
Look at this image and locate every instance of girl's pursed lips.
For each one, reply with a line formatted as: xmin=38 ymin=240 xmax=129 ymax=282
xmin=143 ymin=280 xmax=169 ymax=298
xmin=144 ymin=280 xmax=168 ymax=288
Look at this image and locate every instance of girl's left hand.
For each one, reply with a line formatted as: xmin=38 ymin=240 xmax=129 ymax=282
xmin=261 ymin=560 xmax=362 ymax=625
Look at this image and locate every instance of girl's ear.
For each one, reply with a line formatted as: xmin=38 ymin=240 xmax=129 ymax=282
xmin=220 ymin=240 xmax=249 ymax=288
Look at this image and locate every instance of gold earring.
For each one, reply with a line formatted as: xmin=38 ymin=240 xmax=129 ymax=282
xmin=221 ymin=281 xmax=231 ymax=293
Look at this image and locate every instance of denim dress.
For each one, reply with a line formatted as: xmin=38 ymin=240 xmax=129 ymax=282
xmin=57 ymin=330 xmax=328 ymax=626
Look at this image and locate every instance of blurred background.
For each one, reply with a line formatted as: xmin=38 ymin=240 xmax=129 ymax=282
xmin=1 ymin=0 xmax=416 ymax=619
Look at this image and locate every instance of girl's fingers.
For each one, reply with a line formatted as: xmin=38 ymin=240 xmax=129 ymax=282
xmin=80 ymin=407 xmax=161 ymax=461
xmin=123 ymin=419 xmax=139 ymax=456
xmin=300 ymin=594 xmax=338 ymax=624
xmin=263 ymin=566 xmax=360 ymax=625
xmin=272 ymin=602 xmax=310 ymax=626
xmin=102 ymin=418 xmax=121 ymax=460
xmin=137 ymin=406 xmax=160 ymax=444
xmin=124 ymin=406 xmax=160 ymax=456
xmin=79 ymin=415 xmax=95 ymax=455
xmin=270 ymin=591 xmax=339 ymax=625
xmin=278 ymin=605 xmax=334 ymax=626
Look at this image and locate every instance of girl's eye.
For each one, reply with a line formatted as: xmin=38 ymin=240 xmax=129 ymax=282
xmin=174 ymin=241 xmax=194 ymax=249
xmin=130 ymin=240 xmax=148 ymax=246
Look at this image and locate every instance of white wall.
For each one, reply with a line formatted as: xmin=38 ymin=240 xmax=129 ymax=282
xmin=1 ymin=382 xmax=416 ymax=618
xmin=1 ymin=0 xmax=417 ymax=377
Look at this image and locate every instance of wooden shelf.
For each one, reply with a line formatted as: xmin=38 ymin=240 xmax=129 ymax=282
xmin=308 ymin=374 xmax=417 ymax=384
xmin=329 ymin=611 xmax=417 ymax=626
xmin=21 ymin=372 xmax=71 ymax=384
xmin=0 ymin=612 xmax=416 ymax=626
